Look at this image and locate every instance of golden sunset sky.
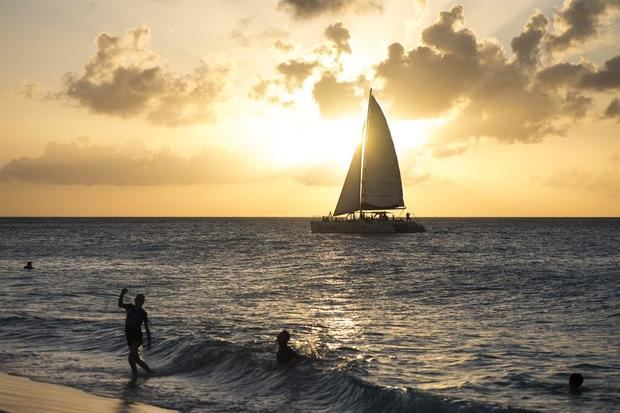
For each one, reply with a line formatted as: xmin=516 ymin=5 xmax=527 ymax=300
xmin=0 ymin=0 xmax=618 ymax=216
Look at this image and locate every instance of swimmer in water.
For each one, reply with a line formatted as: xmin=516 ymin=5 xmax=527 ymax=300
xmin=276 ymin=330 xmax=303 ymax=363
xmin=118 ymin=288 xmax=153 ymax=378
xmin=24 ymin=261 xmax=33 ymax=270
xmin=569 ymin=373 xmax=583 ymax=390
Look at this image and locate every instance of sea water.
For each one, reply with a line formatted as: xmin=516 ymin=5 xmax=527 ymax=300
xmin=0 ymin=218 xmax=618 ymax=413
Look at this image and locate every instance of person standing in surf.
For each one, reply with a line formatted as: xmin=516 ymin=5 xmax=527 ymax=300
xmin=118 ymin=288 xmax=153 ymax=378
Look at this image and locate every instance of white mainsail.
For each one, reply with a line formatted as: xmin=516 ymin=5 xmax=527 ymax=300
xmin=333 ymin=91 xmax=405 ymax=216
xmin=361 ymin=94 xmax=404 ymax=210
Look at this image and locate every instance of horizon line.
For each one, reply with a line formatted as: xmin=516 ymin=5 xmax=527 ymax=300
xmin=0 ymin=216 xmax=618 ymax=219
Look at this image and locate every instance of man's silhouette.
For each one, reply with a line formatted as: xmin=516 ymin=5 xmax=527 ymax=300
xmin=118 ymin=288 xmax=152 ymax=378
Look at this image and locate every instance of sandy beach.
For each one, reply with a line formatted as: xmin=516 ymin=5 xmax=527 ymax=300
xmin=0 ymin=373 xmax=176 ymax=413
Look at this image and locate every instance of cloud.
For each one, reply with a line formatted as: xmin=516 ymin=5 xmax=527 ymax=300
xmin=536 ymin=61 xmax=593 ymax=87
xmin=0 ymin=140 xmax=259 ymax=185
xmin=284 ymin=162 xmax=343 ymax=186
xmin=254 ymin=3 xmax=618 ymax=143
xmin=251 ymin=22 xmax=358 ymax=109
xmin=374 ymin=6 xmax=485 ymax=118
xmin=20 ymin=81 xmax=43 ymax=99
xmin=278 ymin=0 xmax=381 ymax=20
xmin=511 ymin=12 xmax=549 ymax=69
xmin=432 ymin=144 xmax=468 ymax=158
xmin=420 ymin=5 xmax=477 ymax=57
xmin=546 ymin=0 xmax=620 ymax=52
xmin=62 ymin=26 xmax=231 ymax=126
xmin=403 ymin=171 xmax=431 ymax=185
xmin=274 ymin=39 xmax=295 ymax=53
xmin=324 ymin=22 xmax=351 ymax=55
xmin=277 ymin=59 xmax=320 ymax=90
xmin=604 ymin=98 xmax=620 ymax=120
xmin=545 ymin=168 xmax=620 ymax=194
xmin=536 ymin=54 xmax=620 ymax=91
xmin=230 ymin=16 xmax=288 ymax=47
xmin=579 ymin=55 xmax=620 ymax=90
xmin=312 ymin=73 xmax=364 ymax=118
xmin=374 ymin=6 xmax=605 ymax=143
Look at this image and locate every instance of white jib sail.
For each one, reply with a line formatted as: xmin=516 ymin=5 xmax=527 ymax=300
xmin=361 ymin=94 xmax=405 ymax=210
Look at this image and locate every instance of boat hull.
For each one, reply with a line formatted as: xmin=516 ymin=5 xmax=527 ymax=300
xmin=310 ymin=219 xmax=425 ymax=234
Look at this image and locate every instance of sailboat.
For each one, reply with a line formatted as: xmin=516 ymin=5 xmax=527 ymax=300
xmin=310 ymin=90 xmax=425 ymax=234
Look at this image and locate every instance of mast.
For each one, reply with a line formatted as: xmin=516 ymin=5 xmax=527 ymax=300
xmin=360 ymin=88 xmax=372 ymax=218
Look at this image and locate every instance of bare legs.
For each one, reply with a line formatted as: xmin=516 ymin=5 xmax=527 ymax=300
xmin=128 ymin=343 xmax=152 ymax=378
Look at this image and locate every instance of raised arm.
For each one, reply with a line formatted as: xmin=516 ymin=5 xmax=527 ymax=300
xmin=118 ymin=288 xmax=129 ymax=308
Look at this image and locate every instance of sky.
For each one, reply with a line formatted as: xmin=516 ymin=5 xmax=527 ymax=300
xmin=0 ymin=0 xmax=618 ymax=217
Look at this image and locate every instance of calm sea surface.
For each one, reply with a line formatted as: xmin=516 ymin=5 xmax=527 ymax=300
xmin=0 ymin=218 xmax=618 ymax=413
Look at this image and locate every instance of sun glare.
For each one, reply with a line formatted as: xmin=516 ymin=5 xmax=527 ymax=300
xmin=263 ymin=112 xmax=444 ymax=169
xmin=266 ymin=112 xmax=363 ymax=168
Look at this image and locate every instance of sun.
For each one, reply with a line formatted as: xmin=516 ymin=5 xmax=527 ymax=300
xmin=262 ymin=113 xmax=439 ymax=169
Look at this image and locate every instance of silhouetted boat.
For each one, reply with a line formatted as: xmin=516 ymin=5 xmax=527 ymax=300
xmin=311 ymin=90 xmax=425 ymax=234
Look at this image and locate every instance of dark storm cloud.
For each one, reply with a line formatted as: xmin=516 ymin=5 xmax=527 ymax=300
xmin=546 ymin=0 xmax=620 ymax=52
xmin=278 ymin=0 xmax=381 ymax=20
xmin=62 ymin=26 xmax=231 ymax=126
xmin=0 ymin=141 xmax=258 ymax=185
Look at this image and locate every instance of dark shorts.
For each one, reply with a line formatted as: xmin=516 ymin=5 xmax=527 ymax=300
xmin=126 ymin=334 xmax=143 ymax=347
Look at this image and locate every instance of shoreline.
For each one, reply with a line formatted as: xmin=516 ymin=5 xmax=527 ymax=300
xmin=0 ymin=372 xmax=177 ymax=413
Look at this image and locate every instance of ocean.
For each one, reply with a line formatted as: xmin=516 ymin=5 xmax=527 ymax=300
xmin=0 ymin=218 xmax=618 ymax=413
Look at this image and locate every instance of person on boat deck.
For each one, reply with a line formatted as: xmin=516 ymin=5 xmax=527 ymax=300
xmin=406 ymin=212 xmax=411 ymax=221
xmin=24 ymin=261 xmax=34 ymax=270
xmin=276 ymin=330 xmax=303 ymax=363
xmin=118 ymin=288 xmax=153 ymax=378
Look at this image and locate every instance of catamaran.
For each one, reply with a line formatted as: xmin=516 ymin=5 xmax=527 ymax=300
xmin=310 ymin=90 xmax=425 ymax=234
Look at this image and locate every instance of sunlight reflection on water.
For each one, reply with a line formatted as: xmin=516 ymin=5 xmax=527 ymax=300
xmin=0 ymin=218 xmax=618 ymax=413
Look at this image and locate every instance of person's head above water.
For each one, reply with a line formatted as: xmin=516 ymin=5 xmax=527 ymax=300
xmin=569 ymin=373 xmax=583 ymax=389
xmin=135 ymin=294 xmax=145 ymax=307
xmin=276 ymin=330 xmax=291 ymax=346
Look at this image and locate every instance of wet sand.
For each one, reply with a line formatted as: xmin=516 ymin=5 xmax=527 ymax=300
xmin=0 ymin=372 xmax=176 ymax=413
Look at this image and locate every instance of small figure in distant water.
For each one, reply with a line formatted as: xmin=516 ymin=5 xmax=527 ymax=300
xmin=406 ymin=212 xmax=411 ymax=221
xmin=24 ymin=261 xmax=33 ymax=270
xmin=118 ymin=288 xmax=153 ymax=379
xmin=569 ymin=373 xmax=583 ymax=390
xmin=276 ymin=330 xmax=303 ymax=363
